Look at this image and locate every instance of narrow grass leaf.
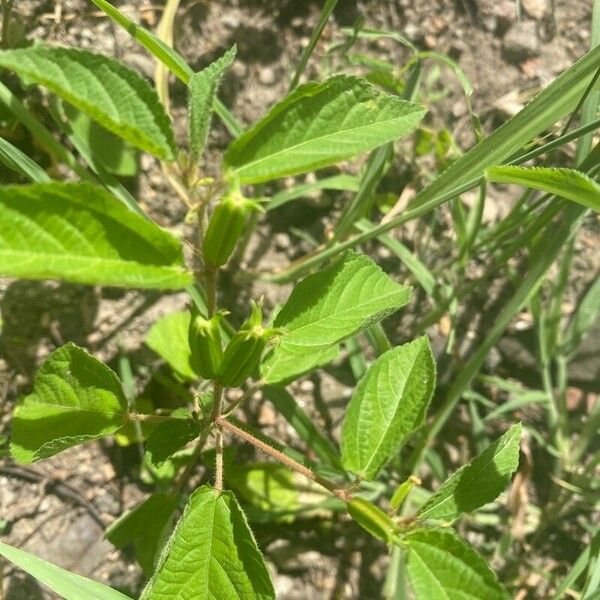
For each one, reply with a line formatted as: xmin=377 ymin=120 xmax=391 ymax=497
xmin=0 ymin=137 xmax=51 ymax=183
xmin=563 ymin=275 xmax=600 ymax=357
xmin=341 ymin=336 xmax=436 ymax=480
xmin=11 ymin=343 xmax=128 ymax=463
xmin=189 ymin=46 xmax=236 ymax=161
xmin=270 ymin=45 xmax=600 ymax=282
xmin=266 ymin=174 xmax=359 ymax=211
xmin=487 ymin=166 xmax=600 ymax=212
xmin=88 ymin=0 xmax=242 ymax=137
xmin=405 ymin=529 xmax=507 ymax=600
xmin=417 ymin=424 xmax=522 ymax=521
xmin=0 ymin=182 xmax=192 ymax=289
xmin=264 ymin=386 xmax=342 ymax=468
xmin=106 ymin=494 xmax=178 ymax=577
xmin=224 ymin=75 xmax=425 ymax=183
xmin=0 ymin=46 xmax=176 ymax=160
xmin=0 ymin=542 xmax=132 ymax=600
xmin=141 ymin=485 xmax=274 ymax=599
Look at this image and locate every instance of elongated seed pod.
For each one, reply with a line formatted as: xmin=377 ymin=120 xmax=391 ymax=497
xmin=347 ymin=497 xmax=397 ymax=544
xmin=390 ymin=475 xmax=421 ymax=513
xmin=203 ymin=190 xmax=262 ymax=267
xmin=188 ymin=311 xmax=224 ymax=379
xmin=218 ymin=301 xmax=279 ymax=387
xmin=218 ymin=329 xmax=266 ymax=387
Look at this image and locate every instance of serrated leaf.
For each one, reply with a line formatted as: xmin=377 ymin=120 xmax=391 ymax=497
xmin=146 ymin=310 xmax=197 ymax=380
xmin=88 ymin=0 xmax=242 ymax=137
xmin=189 ymin=46 xmax=236 ymax=162
xmin=146 ymin=417 xmax=200 ymax=467
xmin=63 ymin=104 xmax=138 ymax=177
xmin=11 ymin=343 xmax=128 ymax=464
xmin=273 ymin=251 xmax=411 ymax=353
xmin=0 ymin=182 xmax=192 ymax=289
xmin=418 ymin=424 xmax=521 ymax=521
xmin=141 ymin=485 xmax=274 ymax=600
xmin=0 ymin=541 xmax=133 ymax=600
xmin=341 ymin=336 xmax=435 ymax=480
xmin=405 ymin=529 xmax=507 ymax=600
xmin=0 ymin=45 xmax=175 ymax=160
xmin=486 ymin=166 xmax=600 ymax=212
xmin=260 ymin=343 xmax=339 ymax=385
xmin=224 ymin=74 xmax=425 ymax=183
xmin=106 ymin=494 xmax=178 ymax=577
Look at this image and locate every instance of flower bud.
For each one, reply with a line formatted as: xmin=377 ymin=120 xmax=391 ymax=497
xmin=202 ymin=188 xmax=263 ymax=267
xmin=218 ymin=301 xmax=278 ymax=387
xmin=188 ymin=310 xmax=226 ymax=379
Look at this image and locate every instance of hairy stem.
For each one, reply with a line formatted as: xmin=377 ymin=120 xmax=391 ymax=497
xmin=212 ymin=383 xmax=224 ymax=491
xmin=171 ymin=425 xmax=212 ymax=497
xmin=216 ymin=415 xmax=350 ymax=502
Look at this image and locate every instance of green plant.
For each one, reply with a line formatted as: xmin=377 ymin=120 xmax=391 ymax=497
xmin=0 ymin=2 xmax=599 ymax=599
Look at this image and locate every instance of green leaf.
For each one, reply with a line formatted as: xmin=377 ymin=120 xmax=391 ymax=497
xmin=141 ymin=485 xmax=275 ymax=600
xmin=226 ymin=463 xmax=299 ymax=518
xmin=0 ymin=45 xmax=175 ymax=160
xmin=260 ymin=343 xmax=339 ymax=385
xmin=341 ymin=336 xmax=435 ymax=480
xmin=146 ymin=416 xmax=200 ymax=467
xmin=486 ymin=166 xmax=600 ymax=212
xmin=277 ymin=45 xmax=600 ymax=279
xmin=224 ymin=74 xmax=425 ymax=183
xmin=146 ymin=310 xmax=197 ymax=380
xmin=0 ymin=182 xmax=192 ymax=289
xmin=189 ymin=46 xmax=236 ymax=162
xmin=62 ymin=104 xmax=138 ymax=177
xmin=0 ymin=137 xmax=51 ymax=183
xmin=405 ymin=529 xmax=507 ymax=600
xmin=417 ymin=424 xmax=521 ymax=521
xmin=11 ymin=343 xmax=128 ymax=463
xmin=0 ymin=541 xmax=133 ymax=600
xmin=88 ymin=0 xmax=242 ymax=137
xmin=273 ymin=251 xmax=411 ymax=353
xmin=106 ymin=494 xmax=178 ymax=577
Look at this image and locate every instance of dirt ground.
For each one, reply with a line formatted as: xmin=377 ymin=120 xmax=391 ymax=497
xmin=0 ymin=1 xmax=598 ymax=598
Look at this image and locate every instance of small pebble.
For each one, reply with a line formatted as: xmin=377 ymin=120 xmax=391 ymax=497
xmin=503 ymin=21 xmax=540 ymax=64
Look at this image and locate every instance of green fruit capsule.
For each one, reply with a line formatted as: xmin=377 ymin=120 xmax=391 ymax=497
xmin=347 ymin=497 xmax=397 ymax=544
xmin=188 ymin=310 xmax=225 ymax=379
xmin=390 ymin=475 xmax=421 ymax=514
xmin=203 ymin=189 xmax=263 ymax=267
xmin=218 ymin=301 xmax=278 ymax=387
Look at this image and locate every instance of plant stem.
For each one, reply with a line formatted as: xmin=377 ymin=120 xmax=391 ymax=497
xmin=1 ymin=0 xmax=14 ymax=48
xmin=215 ymin=415 xmax=350 ymax=502
xmin=171 ymin=426 xmax=212 ymax=497
xmin=212 ymin=384 xmax=224 ymax=491
xmin=128 ymin=413 xmax=174 ymax=423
